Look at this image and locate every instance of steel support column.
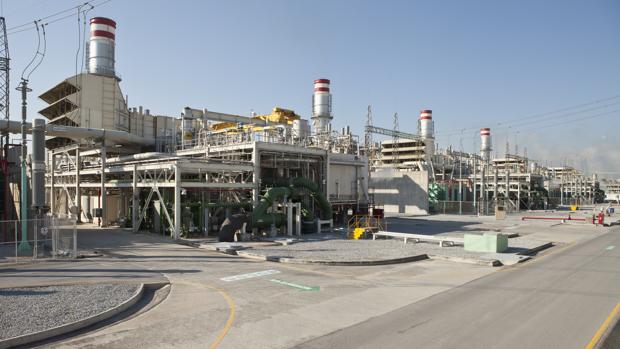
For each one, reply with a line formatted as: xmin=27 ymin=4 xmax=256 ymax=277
xmin=50 ymin=151 xmax=55 ymax=215
xmin=75 ymin=148 xmax=81 ymax=222
xmin=132 ymin=164 xmax=138 ymax=232
xmin=174 ymin=163 xmax=181 ymax=240
xmin=100 ymin=142 xmax=107 ymax=227
xmin=252 ymin=142 xmax=260 ymax=204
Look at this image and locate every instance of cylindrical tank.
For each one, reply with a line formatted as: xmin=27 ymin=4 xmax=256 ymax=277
xmin=292 ymin=119 xmax=310 ymax=139
xmin=88 ymin=17 xmax=116 ymax=77
xmin=31 ymin=119 xmax=46 ymax=208
xmin=311 ymin=78 xmax=332 ymax=134
xmin=419 ymin=109 xmax=434 ymax=139
xmin=480 ymin=128 xmax=492 ymax=161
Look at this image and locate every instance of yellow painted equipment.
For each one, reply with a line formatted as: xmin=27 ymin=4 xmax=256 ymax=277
xmin=347 ymin=214 xmax=385 ymax=239
xmin=570 ymin=205 xmax=578 ymax=211
xmin=351 ymin=228 xmax=367 ymax=240
xmin=210 ymin=107 xmax=301 ymax=133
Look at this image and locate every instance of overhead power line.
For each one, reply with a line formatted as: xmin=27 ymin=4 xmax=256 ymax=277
xmin=6 ymin=0 xmax=111 ymax=36
xmin=435 ymin=93 xmax=620 ymax=137
xmin=437 ymin=108 xmax=620 ymax=143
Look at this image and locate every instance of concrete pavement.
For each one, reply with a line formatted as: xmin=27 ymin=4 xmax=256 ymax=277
xmin=294 ymin=225 xmax=620 ymax=349
xmin=14 ymin=227 xmax=496 ymax=349
xmin=2 ymin=216 xmax=614 ymax=349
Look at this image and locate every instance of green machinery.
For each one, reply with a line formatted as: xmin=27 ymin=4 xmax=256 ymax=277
xmin=252 ymin=177 xmax=332 ymax=229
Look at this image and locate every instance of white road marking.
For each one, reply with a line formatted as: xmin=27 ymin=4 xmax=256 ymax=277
xmin=220 ymin=269 xmax=280 ymax=282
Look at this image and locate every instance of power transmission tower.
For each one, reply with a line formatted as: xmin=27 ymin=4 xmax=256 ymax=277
xmin=0 ymin=17 xmax=8 ymax=125
xmin=392 ymin=112 xmax=399 ymax=167
xmin=364 ymin=105 xmax=374 ymax=168
xmin=0 ymin=17 xmax=9 ymax=224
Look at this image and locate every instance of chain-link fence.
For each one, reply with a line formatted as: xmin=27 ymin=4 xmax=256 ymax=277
xmin=431 ymin=200 xmax=505 ymax=216
xmin=0 ymin=216 xmax=77 ymax=263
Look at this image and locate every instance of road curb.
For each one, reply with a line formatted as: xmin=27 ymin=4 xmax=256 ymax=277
xmin=0 ymin=283 xmax=146 ymax=349
xmin=236 ymin=250 xmax=429 ymax=266
xmin=429 ymin=254 xmax=502 ymax=267
xmin=518 ymin=242 xmax=554 ymax=255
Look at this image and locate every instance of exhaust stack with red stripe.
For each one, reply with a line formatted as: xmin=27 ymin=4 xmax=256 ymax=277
xmin=419 ymin=109 xmax=434 ymax=140
xmin=312 ymin=78 xmax=333 ymax=134
xmin=480 ymin=128 xmax=492 ymax=161
xmin=88 ymin=17 xmax=116 ymax=77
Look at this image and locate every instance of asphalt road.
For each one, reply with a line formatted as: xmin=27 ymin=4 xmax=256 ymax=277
xmin=294 ymin=226 xmax=620 ymax=349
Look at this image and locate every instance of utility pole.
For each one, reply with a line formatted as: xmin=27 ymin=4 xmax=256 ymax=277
xmin=0 ymin=17 xmax=10 ymax=224
xmin=481 ymin=161 xmax=487 ymax=215
xmin=16 ymin=79 xmax=31 ymax=254
xmin=458 ymin=153 xmax=462 ymax=215
xmin=392 ymin=112 xmax=399 ymax=167
xmin=473 ymin=156 xmax=477 ymax=215
xmin=560 ymin=174 xmax=564 ymax=206
xmin=364 ymin=105 xmax=374 ymax=173
xmin=494 ymin=167 xmax=498 ymax=211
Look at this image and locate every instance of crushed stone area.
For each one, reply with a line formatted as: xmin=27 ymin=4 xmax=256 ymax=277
xmin=246 ymin=237 xmax=550 ymax=263
xmin=249 ymin=239 xmax=427 ymax=262
xmin=0 ymin=284 xmax=139 ymax=340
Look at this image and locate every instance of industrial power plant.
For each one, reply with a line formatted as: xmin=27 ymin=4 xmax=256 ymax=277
xmin=2 ymin=4 xmax=620 ymax=349
xmin=0 ymin=16 xmax=609 ymax=246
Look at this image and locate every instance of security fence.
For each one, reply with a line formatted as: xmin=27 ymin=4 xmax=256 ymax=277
xmin=0 ymin=216 xmax=77 ymax=263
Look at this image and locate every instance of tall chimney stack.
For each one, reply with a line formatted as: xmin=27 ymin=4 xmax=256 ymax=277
xmin=419 ymin=109 xmax=435 ymax=160
xmin=311 ymin=79 xmax=332 ymax=134
xmin=88 ymin=17 xmax=116 ymax=77
xmin=480 ymin=128 xmax=492 ymax=161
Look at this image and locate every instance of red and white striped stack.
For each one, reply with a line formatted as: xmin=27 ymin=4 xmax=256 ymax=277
xmin=313 ymin=79 xmax=330 ymax=94
xmin=90 ymin=17 xmax=116 ymax=40
xmin=419 ymin=109 xmax=434 ymax=139
xmin=312 ymin=78 xmax=332 ymax=134
xmin=480 ymin=128 xmax=492 ymax=160
xmin=88 ymin=17 xmax=117 ymax=77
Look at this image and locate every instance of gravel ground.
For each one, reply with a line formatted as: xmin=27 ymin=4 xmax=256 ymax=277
xmin=247 ymin=237 xmax=550 ymax=263
xmin=249 ymin=239 xmax=428 ymax=262
xmin=0 ymin=284 xmax=139 ymax=340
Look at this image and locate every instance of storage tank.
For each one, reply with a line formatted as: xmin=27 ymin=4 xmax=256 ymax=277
xmin=293 ymin=119 xmax=310 ymax=139
xmin=419 ymin=110 xmax=434 ymax=139
xmin=480 ymin=128 xmax=492 ymax=161
xmin=311 ymin=79 xmax=332 ymax=134
xmin=88 ymin=17 xmax=116 ymax=77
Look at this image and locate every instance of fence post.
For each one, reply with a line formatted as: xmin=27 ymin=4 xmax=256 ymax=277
xmin=52 ymin=218 xmax=57 ymax=259
xmin=73 ymin=220 xmax=77 ymax=258
xmin=14 ymin=221 xmax=17 ymax=263
xmin=34 ymin=220 xmax=38 ymax=259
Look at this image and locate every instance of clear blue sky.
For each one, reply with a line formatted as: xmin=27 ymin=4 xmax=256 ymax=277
xmin=5 ymin=0 xmax=620 ymax=175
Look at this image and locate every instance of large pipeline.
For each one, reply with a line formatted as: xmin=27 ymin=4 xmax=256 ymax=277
xmin=251 ymin=187 xmax=291 ymax=229
xmin=0 ymin=119 xmax=154 ymax=146
xmin=106 ymin=152 xmax=170 ymax=164
xmin=521 ymin=215 xmax=588 ymax=222
xmin=251 ymin=177 xmax=333 ymax=229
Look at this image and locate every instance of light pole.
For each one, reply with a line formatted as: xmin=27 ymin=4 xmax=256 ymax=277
xmin=16 ymin=79 xmax=31 ymax=254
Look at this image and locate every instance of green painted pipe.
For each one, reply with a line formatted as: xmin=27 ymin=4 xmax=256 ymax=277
xmin=262 ymin=177 xmax=332 ymax=220
xmin=251 ymin=186 xmax=292 ymax=228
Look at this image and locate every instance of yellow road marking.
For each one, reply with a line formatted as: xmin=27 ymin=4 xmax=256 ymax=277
xmin=585 ymin=301 xmax=620 ymax=349
xmin=175 ymin=280 xmax=236 ymax=349
xmin=205 ymin=284 xmax=236 ymax=349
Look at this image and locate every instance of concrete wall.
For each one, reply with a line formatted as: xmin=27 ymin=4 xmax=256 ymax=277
xmin=606 ymin=193 xmax=620 ymax=202
xmin=328 ymin=153 xmax=368 ymax=201
xmin=369 ymin=168 xmax=429 ymax=215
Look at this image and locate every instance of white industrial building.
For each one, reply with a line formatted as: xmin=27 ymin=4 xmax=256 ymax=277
xmin=7 ymin=17 xmax=369 ymax=240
